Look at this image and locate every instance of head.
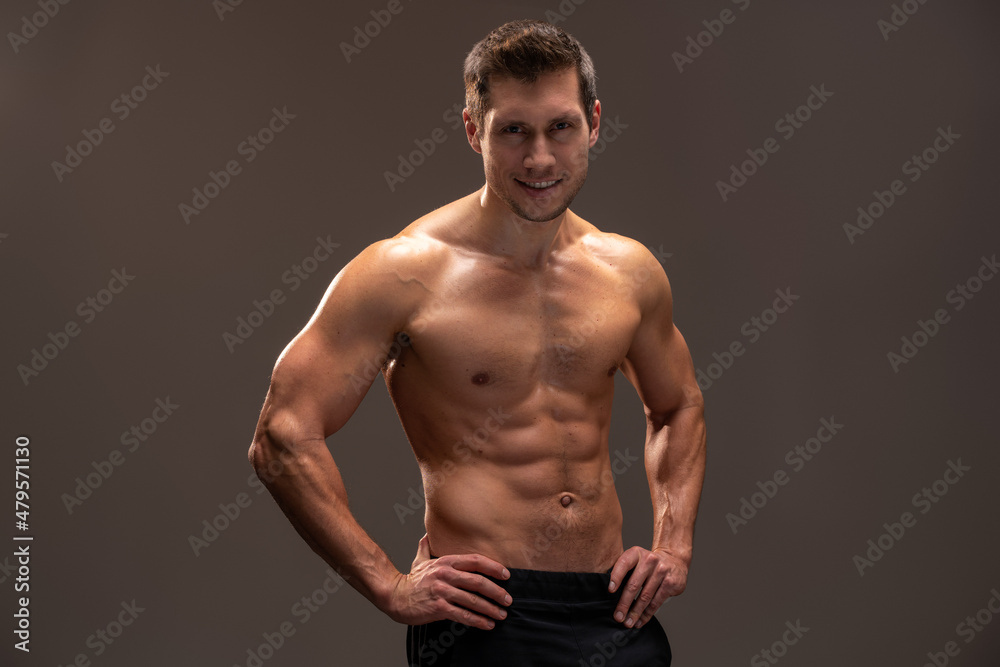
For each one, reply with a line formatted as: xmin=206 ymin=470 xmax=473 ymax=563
xmin=463 ymin=19 xmax=598 ymax=133
xmin=463 ymin=20 xmax=601 ymax=224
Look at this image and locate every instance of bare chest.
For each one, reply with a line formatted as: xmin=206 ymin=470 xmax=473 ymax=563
xmin=397 ymin=261 xmax=641 ymax=394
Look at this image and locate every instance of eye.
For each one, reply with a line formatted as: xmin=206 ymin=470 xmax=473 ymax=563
xmin=553 ymin=122 xmax=571 ymax=130
xmin=502 ymin=125 xmax=523 ymax=134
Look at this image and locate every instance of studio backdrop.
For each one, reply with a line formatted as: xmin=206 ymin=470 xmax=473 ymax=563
xmin=2 ymin=0 xmax=998 ymax=665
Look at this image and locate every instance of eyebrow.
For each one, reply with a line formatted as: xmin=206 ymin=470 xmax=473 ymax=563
xmin=491 ymin=111 xmax=585 ymax=129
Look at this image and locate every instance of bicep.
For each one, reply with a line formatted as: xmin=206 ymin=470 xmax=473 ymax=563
xmin=622 ymin=265 xmax=702 ymax=423
xmin=255 ymin=244 xmax=409 ymax=446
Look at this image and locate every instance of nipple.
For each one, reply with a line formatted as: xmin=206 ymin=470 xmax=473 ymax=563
xmin=561 ymin=495 xmax=572 ymax=507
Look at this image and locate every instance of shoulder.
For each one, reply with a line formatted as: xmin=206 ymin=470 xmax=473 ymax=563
xmin=314 ymin=204 xmax=464 ymax=328
xmin=334 ymin=193 xmax=475 ymax=284
xmin=354 ymin=194 xmax=477 ymax=276
xmin=574 ymin=220 xmax=671 ymax=314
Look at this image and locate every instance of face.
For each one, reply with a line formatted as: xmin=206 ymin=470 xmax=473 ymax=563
xmin=465 ymin=68 xmax=601 ymax=224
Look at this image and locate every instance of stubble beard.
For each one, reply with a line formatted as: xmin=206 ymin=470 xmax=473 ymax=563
xmin=491 ymin=144 xmax=591 ymax=224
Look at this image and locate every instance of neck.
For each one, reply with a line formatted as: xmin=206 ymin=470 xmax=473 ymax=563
xmin=468 ymin=184 xmax=575 ymax=269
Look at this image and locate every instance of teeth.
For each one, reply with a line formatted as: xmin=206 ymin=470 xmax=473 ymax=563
xmin=522 ymin=180 xmax=557 ymax=189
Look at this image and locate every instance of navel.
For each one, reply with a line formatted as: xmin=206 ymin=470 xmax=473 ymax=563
xmin=561 ymin=495 xmax=573 ymax=507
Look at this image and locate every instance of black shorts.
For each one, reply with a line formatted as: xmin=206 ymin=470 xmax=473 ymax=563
xmin=406 ymin=566 xmax=672 ymax=666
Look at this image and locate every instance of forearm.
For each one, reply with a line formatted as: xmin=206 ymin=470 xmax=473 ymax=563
xmin=249 ymin=433 xmax=401 ymax=614
xmin=646 ymin=403 xmax=706 ymax=565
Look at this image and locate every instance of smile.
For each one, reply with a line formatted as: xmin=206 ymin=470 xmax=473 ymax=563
xmin=516 ymin=179 xmax=561 ymax=190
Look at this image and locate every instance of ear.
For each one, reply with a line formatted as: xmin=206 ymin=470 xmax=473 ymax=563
xmin=463 ymin=108 xmax=484 ymax=154
xmin=588 ymin=99 xmax=602 ymax=148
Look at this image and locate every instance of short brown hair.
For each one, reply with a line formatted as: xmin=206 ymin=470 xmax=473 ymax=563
xmin=463 ymin=19 xmax=598 ymax=130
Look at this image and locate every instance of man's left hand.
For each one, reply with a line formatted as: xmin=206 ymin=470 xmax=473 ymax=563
xmin=608 ymin=546 xmax=688 ymax=628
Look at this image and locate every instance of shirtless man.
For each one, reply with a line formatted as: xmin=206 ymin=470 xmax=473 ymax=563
xmin=248 ymin=20 xmax=706 ymax=666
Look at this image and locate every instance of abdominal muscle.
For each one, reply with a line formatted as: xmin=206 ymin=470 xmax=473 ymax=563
xmin=418 ymin=421 xmax=626 ymax=573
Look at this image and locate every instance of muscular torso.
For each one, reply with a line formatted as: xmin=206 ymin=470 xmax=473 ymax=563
xmin=381 ymin=195 xmax=646 ymax=572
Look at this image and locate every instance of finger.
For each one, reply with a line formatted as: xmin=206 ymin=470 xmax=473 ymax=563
xmin=410 ymin=534 xmax=431 ymax=571
xmin=447 ymin=585 xmax=510 ymax=623
xmin=636 ymin=587 xmax=672 ymax=628
xmin=444 ymin=553 xmax=511 ymax=582
xmin=608 ymin=547 xmax=640 ymax=594
xmin=614 ymin=560 xmax=658 ymax=626
xmin=445 ymin=569 xmax=513 ymax=608
xmin=413 ymin=533 xmax=430 ymax=564
xmin=626 ymin=569 xmax=668 ymax=628
xmin=440 ymin=600 xmax=502 ymax=631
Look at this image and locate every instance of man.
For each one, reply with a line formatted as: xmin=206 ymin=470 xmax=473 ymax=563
xmin=248 ymin=19 xmax=706 ymax=666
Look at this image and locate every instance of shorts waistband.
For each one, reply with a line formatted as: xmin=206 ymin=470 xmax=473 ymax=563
xmin=430 ymin=553 xmax=618 ymax=604
xmin=488 ymin=566 xmax=617 ymax=603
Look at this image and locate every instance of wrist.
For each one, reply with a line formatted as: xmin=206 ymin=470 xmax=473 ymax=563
xmin=653 ymin=544 xmax=692 ymax=567
xmin=373 ymin=571 xmax=405 ymax=620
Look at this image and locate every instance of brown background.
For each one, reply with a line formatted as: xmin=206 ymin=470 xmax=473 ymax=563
xmin=2 ymin=0 xmax=999 ymax=665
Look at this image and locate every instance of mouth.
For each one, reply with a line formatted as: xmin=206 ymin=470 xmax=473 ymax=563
xmin=515 ymin=178 xmax=561 ymax=195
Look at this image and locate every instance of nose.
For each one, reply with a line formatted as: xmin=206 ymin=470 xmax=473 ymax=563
xmin=523 ymin=134 xmax=556 ymax=171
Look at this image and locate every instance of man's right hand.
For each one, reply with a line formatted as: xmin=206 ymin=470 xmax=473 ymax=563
xmin=384 ymin=534 xmax=513 ymax=630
